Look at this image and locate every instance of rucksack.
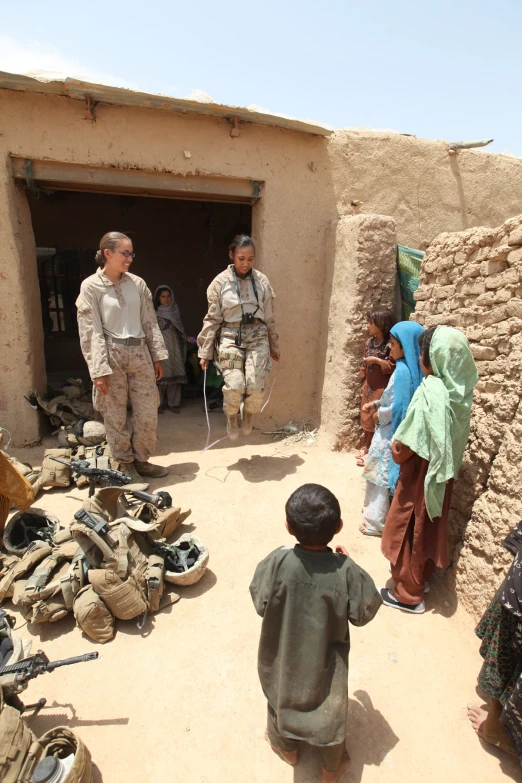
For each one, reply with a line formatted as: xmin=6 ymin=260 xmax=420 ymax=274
xmin=0 ymin=686 xmax=93 ymax=783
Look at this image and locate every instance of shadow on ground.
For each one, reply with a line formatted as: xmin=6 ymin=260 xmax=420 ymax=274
xmin=27 ymin=701 xmax=129 ymax=733
xmin=292 ymin=690 xmax=399 ymax=783
xmin=227 ymin=453 xmax=305 ymax=483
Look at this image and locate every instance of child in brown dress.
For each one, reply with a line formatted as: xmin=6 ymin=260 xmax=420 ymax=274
xmin=357 ymin=309 xmax=396 ymax=466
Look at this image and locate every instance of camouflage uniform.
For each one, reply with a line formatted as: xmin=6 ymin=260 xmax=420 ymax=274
xmin=77 ymin=270 xmax=167 ymax=463
xmin=197 ymin=265 xmax=279 ymax=416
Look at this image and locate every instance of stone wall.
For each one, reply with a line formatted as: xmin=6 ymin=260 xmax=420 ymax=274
xmin=320 ymin=214 xmax=397 ymax=449
xmin=412 ymin=214 xmax=522 ymax=618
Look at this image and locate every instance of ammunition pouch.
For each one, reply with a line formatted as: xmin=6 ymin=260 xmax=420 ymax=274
xmin=218 ymin=349 xmax=243 ymax=371
xmin=73 ymin=585 xmax=115 ymax=644
xmin=88 ymin=567 xmax=148 ymax=621
xmin=41 ymin=448 xmax=73 ymax=488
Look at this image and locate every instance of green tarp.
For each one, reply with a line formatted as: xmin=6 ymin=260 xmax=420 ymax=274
xmin=397 ymin=245 xmax=425 ymax=320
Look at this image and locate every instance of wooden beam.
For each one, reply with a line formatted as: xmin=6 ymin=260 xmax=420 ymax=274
xmin=0 ymin=71 xmax=333 ymax=137
xmin=11 ymin=156 xmax=261 ymax=204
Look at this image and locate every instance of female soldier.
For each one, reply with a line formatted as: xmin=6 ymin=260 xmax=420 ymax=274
xmin=198 ymin=235 xmax=279 ymax=440
xmin=76 ymin=232 xmax=169 ymax=482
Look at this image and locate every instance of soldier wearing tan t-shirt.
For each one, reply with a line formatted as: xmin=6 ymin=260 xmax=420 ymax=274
xmin=197 ymin=235 xmax=280 ymax=440
xmin=76 ymin=232 xmax=168 ymax=483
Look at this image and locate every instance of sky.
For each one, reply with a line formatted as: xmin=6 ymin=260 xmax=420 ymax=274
xmin=1 ymin=0 xmax=521 ymax=155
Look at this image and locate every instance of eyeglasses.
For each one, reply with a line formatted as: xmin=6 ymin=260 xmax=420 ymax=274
xmin=115 ymin=250 xmax=136 ymax=259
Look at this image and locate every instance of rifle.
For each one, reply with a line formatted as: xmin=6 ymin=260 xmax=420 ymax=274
xmin=0 ymin=650 xmax=98 ymax=683
xmin=49 ymin=456 xmax=131 ymax=497
xmin=49 ymin=457 xmax=172 ymax=508
xmin=0 ymin=650 xmax=99 ymax=714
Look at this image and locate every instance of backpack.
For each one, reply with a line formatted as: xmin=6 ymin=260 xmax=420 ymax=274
xmin=0 ymin=686 xmax=93 ymax=783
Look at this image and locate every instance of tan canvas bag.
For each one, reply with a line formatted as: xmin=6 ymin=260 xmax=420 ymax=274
xmin=0 ymin=687 xmax=93 ymax=783
xmin=73 ymin=585 xmax=115 ymax=644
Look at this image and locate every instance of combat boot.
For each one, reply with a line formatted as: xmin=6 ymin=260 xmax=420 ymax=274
xmin=227 ymin=414 xmax=240 ymax=441
xmin=134 ymin=460 xmax=169 ymax=478
xmin=241 ymin=411 xmax=253 ymax=436
xmin=119 ymin=461 xmax=149 ymax=489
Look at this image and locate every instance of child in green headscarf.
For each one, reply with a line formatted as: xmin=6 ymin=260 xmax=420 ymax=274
xmin=380 ymin=325 xmax=478 ymax=614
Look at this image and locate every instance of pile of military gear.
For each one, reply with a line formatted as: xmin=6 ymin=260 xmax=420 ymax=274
xmin=0 ymin=487 xmax=208 ymax=644
xmin=2 ymin=442 xmax=121 ymax=504
xmin=26 ymin=379 xmax=99 ymax=435
xmin=0 ymin=609 xmax=96 ymax=781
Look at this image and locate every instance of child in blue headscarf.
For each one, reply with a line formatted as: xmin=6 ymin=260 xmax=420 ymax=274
xmin=360 ymin=321 xmax=425 ymax=536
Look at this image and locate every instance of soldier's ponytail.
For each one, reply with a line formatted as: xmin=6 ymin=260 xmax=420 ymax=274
xmin=96 ymin=232 xmax=131 ymax=266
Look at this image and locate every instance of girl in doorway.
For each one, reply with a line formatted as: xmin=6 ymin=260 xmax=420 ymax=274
xmin=380 ymin=326 xmax=478 ymax=614
xmin=197 ymin=235 xmax=279 ymax=440
xmin=360 ymin=320 xmax=425 ymax=536
xmin=356 ymin=308 xmax=396 ymax=466
xmin=76 ymin=231 xmax=169 ymax=483
xmin=154 ymin=285 xmax=187 ymax=414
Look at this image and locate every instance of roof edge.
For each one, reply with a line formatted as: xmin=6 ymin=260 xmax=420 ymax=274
xmin=0 ymin=70 xmax=333 ymax=137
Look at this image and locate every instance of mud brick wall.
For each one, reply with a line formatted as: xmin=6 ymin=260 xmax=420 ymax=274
xmin=412 ymin=214 xmax=522 ymax=618
xmin=320 ymin=214 xmax=397 ymax=450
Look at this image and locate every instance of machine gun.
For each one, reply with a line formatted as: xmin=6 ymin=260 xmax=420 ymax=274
xmin=49 ymin=456 xmax=131 ymax=496
xmin=49 ymin=457 xmax=172 ymax=508
xmin=0 ymin=650 xmax=99 ymax=714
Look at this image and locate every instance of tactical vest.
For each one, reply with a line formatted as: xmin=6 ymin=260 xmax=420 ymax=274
xmin=39 ymin=443 xmax=115 ymax=491
xmin=0 ymin=687 xmax=93 ymax=783
xmin=0 ymin=540 xmax=85 ymax=625
xmin=70 ymin=514 xmax=164 ymax=622
xmin=82 ymin=485 xmax=191 ymax=541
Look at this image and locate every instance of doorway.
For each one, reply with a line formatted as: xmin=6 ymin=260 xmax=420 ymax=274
xmin=28 ymin=189 xmax=252 ymax=383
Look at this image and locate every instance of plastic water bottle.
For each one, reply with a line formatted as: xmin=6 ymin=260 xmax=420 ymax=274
xmin=31 ymin=753 xmax=75 ymax=783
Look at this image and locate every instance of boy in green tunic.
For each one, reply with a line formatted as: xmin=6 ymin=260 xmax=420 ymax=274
xmin=250 ymin=483 xmax=382 ymax=782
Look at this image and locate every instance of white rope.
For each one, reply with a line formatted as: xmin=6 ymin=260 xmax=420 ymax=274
xmin=201 ymin=362 xmax=280 ymax=454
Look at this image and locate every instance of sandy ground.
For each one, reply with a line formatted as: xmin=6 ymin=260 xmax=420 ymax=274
xmin=5 ymin=400 xmax=521 ymax=783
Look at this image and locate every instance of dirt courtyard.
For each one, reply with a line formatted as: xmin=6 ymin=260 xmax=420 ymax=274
xmin=6 ymin=401 xmax=521 ymax=783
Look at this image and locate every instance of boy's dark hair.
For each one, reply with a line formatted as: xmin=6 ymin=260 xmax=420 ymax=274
xmin=285 ymin=484 xmax=341 ymax=546
xmin=418 ymin=327 xmax=436 ymax=368
xmin=366 ymin=308 xmax=397 ymax=342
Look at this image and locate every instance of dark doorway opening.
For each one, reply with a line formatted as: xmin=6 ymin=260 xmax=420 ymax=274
xmin=28 ymin=190 xmax=252 ymax=381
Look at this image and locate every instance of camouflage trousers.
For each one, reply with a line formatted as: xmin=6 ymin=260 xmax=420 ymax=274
xmin=93 ymin=344 xmax=159 ymax=464
xmin=217 ymin=323 xmax=271 ymax=416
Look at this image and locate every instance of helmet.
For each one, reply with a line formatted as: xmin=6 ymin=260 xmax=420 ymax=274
xmin=78 ymin=421 xmax=106 ymax=446
xmin=3 ymin=509 xmax=62 ymax=555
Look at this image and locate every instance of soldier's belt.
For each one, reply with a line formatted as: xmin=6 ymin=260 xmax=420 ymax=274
xmin=105 ymin=335 xmax=146 ymax=347
xmin=224 ymin=318 xmax=264 ymax=327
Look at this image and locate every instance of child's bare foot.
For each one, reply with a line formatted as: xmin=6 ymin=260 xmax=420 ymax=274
xmin=264 ymin=729 xmax=298 ymax=766
xmin=321 ymin=751 xmax=350 ymax=782
xmin=467 ymin=704 xmax=487 ymax=738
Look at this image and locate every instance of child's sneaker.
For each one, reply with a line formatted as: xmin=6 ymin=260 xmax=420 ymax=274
xmin=380 ymin=588 xmax=425 ymax=614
